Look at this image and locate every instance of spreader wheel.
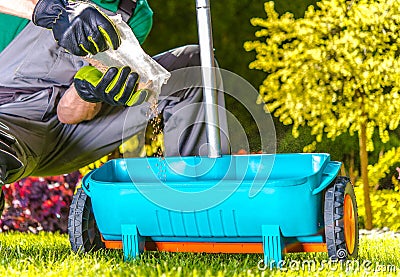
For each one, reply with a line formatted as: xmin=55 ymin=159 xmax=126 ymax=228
xmin=68 ymin=187 xmax=105 ymax=253
xmin=324 ymin=176 xmax=359 ymax=261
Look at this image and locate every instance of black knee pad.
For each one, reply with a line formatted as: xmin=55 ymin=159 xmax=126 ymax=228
xmin=0 ymin=131 xmax=23 ymax=185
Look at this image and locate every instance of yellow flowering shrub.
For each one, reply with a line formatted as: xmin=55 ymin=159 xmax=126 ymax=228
xmin=354 ymin=147 xmax=400 ymax=230
xmin=355 ymin=185 xmax=400 ymax=231
xmin=244 ymin=0 xmax=400 ymax=150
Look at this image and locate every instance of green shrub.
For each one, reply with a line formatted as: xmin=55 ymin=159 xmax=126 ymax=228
xmin=355 ymin=184 xmax=400 ymax=231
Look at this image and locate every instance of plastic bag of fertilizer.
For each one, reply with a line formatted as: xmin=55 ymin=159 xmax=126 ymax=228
xmin=92 ymin=15 xmax=170 ymax=102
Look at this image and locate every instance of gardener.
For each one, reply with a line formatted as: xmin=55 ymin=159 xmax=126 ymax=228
xmin=0 ymin=0 xmax=229 ymax=215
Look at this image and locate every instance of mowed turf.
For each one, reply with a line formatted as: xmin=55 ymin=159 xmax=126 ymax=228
xmin=0 ymin=232 xmax=399 ymax=276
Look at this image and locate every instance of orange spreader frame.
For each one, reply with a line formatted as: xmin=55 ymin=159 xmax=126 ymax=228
xmin=102 ymin=238 xmax=327 ymax=254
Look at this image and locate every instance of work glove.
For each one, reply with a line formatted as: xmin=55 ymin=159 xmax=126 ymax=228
xmin=32 ymin=0 xmax=120 ymax=56
xmin=74 ymin=66 xmax=148 ymax=106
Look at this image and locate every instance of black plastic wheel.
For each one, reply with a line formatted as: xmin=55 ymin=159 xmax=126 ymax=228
xmin=324 ymin=176 xmax=359 ymax=261
xmin=68 ymin=187 xmax=105 ymax=253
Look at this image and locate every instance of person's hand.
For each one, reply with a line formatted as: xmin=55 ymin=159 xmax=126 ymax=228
xmin=73 ymin=66 xmax=148 ymax=106
xmin=32 ymin=0 xmax=120 ymax=56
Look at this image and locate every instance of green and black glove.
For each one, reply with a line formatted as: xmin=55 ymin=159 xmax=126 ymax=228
xmin=32 ymin=0 xmax=120 ymax=56
xmin=74 ymin=66 xmax=148 ymax=106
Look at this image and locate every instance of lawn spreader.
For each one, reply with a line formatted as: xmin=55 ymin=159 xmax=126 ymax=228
xmin=67 ymin=0 xmax=359 ymax=266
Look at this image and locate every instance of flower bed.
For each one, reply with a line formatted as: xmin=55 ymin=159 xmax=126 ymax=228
xmin=0 ymin=172 xmax=80 ymax=233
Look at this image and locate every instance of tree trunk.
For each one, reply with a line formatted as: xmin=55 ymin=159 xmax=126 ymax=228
xmin=349 ymin=150 xmax=357 ymax=185
xmin=359 ymin=122 xmax=373 ymax=230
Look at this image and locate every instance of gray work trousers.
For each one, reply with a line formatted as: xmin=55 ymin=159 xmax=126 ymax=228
xmin=0 ymin=22 xmax=229 ymax=183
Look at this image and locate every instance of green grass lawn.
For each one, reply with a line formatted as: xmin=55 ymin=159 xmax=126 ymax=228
xmin=0 ymin=232 xmax=399 ymax=277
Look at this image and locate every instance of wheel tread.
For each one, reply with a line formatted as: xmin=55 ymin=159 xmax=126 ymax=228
xmin=68 ymin=188 xmax=105 ymax=253
xmin=324 ymin=177 xmax=359 ymax=261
